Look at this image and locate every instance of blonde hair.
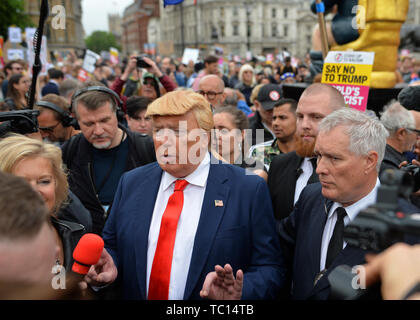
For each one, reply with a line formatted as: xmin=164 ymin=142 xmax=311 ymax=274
xmin=146 ymin=90 xmax=214 ymax=132
xmin=0 ymin=134 xmax=68 ymax=214
xmin=238 ymin=64 xmax=256 ymax=86
xmin=250 ymin=84 xmax=265 ymax=105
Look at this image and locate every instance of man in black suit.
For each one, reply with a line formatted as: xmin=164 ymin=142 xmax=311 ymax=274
xmin=268 ymin=83 xmax=346 ymax=220
xmin=277 ymin=107 xmax=418 ymax=300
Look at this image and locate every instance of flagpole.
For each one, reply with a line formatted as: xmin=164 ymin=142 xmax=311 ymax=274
xmin=180 ymin=1 xmax=185 ymax=53
xmin=315 ymin=0 xmax=329 ymax=59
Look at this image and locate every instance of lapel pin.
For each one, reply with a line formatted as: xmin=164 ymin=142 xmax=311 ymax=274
xmin=214 ymin=200 xmax=223 ymax=207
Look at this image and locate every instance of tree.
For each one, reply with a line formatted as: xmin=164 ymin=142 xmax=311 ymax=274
xmin=85 ymin=31 xmax=121 ymax=54
xmin=0 ymin=0 xmax=34 ymax=41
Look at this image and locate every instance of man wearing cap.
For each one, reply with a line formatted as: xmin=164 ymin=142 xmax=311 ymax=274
xmin=267 ymin=83 xmax=345 ymax=221
xmin=248 ymin=83 xmax=283 ymax=146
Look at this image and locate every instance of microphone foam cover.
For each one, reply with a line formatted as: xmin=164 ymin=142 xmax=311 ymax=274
xmin=72 ymin=233 xmax=104 ymax=275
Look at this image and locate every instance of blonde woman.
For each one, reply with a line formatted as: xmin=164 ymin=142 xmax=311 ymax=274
xmin=0 ymin=134 xmax=91 ymax=271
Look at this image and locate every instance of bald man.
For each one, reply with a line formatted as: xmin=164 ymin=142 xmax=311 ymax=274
xmin=197 ymin=75 xmax=226 ymax=109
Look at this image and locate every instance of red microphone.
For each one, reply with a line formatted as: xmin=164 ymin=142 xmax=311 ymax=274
xmin=72 ymin=233 xmax=104 ymax=275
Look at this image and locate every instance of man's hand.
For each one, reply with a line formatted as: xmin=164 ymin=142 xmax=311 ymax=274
xmin=80 ymin=248 xmax=117 ymax=289
xmin=120 ymin=55 xmax=139 ymax=82
xmin=200 ymin=264 xmax=243 ymax=300
xmin=142 ymin=56 xmax=163 ymax=78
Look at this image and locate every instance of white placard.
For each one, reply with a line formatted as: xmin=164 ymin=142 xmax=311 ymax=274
xmin=27 ymin=35 xmax=48 ymax=76
xmin=182 ymin=48 xmax=199 ymax=65
xmin=8 ymin=27 xmax=22 ymax=43
xmin=82 ymin=50 xmax=100 ymax=74
xmin=7 ymin=49 xmax=24 ymax=60
xmin=25 ymin=27 xmax=37 ymax=44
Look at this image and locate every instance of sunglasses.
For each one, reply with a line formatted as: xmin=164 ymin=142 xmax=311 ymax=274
xmin=39 ymin=122 xmax=60 ymax=133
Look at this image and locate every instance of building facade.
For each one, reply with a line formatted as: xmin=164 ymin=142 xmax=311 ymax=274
xmin=158 ymin=0 xmax=318 ymax=59
xmin=108 ymin=13 xmax=123 ymax=48
xmin=121 ymin=0 xmax=160 ymax=56
xmin=24 ymin=0 xmax=85 ymax=52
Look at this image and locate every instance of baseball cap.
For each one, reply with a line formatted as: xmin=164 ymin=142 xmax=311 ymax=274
xmin=257 ymin=84 xmax=283 ymax=110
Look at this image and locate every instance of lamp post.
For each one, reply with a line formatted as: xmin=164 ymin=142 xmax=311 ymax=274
xmin=245 ymin=2 xmax=252 ymax=53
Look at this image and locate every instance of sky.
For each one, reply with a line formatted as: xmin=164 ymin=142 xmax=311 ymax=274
xmin=81 ymin=0 xmax=134 ymax=36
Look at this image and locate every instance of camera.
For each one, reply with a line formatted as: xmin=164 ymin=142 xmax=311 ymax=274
xmin=328 ymin=169 xmax=420 ymax=299
xmin=0 ymin=110 xmax=40 ymax=138
xmin=343 ymin=169 xmax=420 ymax=253
xmin=136 ymin=56 xmax=151 ymax=69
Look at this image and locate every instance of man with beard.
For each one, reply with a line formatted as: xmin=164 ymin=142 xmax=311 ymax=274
xmin=61 ymin=82 xmax=156 ymax=234
xmin=267 ymin=83 xmax=345 ymax=221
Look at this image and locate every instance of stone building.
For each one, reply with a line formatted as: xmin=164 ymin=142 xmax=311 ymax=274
xmin=158 ymin=0 xmax=318 ymax=59
xmin=24 ymin=0 xmax=85 ymax=53
xmin=121 ymin=0 xmax=160 ymax=56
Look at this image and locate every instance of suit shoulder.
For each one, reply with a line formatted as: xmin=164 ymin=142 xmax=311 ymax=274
xmin=211 ymin=162 xmax=265 ymax=185
xmin=123 ymin=161 xmax=160 ymax=182
xmin=270 ymin=151 xmax=300 ymax=172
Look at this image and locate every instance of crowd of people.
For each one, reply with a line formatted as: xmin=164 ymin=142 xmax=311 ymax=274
xmin=2 ymin=45 xmax=420 ymax=301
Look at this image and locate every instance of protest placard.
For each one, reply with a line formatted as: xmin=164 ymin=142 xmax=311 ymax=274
xmin=182 ymin=48 xmax=199 ymax=65
xmin=8 ymin=27 xmax=22 ymax=43
xmin=82 ymin=50 xmax=100 ymax=74
xmin=322 ymin=51 xmax=375 ymax=111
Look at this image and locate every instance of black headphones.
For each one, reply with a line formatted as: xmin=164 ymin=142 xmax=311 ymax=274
xmin=70 ymin=86 xmax=125 ymax=123
xmin=35 ymin=100 xmax=77 ymax=128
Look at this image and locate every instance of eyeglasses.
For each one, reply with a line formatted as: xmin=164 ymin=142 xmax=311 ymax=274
xmin=39 ymin=122 xmax=61 ymax=133
xmin=198 ymin=90 xmax=223 ymax=99
xmin=407 ymin=128 xmax=420 ymax=136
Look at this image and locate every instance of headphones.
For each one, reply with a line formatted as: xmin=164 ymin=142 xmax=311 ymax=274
xmin=70 ymin=86 xmax=125 ymax=123
xmin=35 ymin=100 xmax=78 ymax=128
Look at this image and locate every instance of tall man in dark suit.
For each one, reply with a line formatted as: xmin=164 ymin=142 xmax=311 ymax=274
xmin=83 ymin=90 xmax=285 ymax=300
xmin=277 ymin=108 xmax=391 ymax=299
xmin=268 ymin=83 xmax=346 ymax=220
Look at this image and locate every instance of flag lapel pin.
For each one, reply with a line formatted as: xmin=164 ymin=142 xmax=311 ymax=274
xmin=214 ymin=200 xmax=223 ymax=207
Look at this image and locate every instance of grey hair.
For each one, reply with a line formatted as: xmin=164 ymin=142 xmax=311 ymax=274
xmin=319 ymin=108 xmax=389 ymax=172
xmin=380 ymin=100 xmax=415 ymax=136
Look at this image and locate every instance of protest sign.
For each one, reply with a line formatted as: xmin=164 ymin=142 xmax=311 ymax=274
xmin=7 ymin=49 xmax=24 ymax=60
xmin=27 ymin=35 xmax=48 ymax=76
xmin=182 ymin=48 xmax=199 ymax=65
xmin=8 ymin=27 xmax=22 ymax=43
xmin=82 ymin=50 xmax=100 ymax=74
xmin=322 ymin=51 xmax=375 ymax=111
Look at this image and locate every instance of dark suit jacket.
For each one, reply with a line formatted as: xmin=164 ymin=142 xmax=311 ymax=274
xmin=268 ymin=151 xmax=304 ymax=220
xmin=41 ymin=81 xmax=59 ymax=96
xmin=277 ymin=182 xmax=420 ymax=300
xmin=102 ymin=159 xmax=285 ymax=300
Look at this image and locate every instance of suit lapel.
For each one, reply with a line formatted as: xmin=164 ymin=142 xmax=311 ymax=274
xmin=133 ymin=163 xmax=162 ymax=299
xmin=307 ymin=198 xmax=330 ymax=281
xmin=183 ymin=163 xmax=229 ymax=299
xmin=309 ymin=245 xmax=367 ymax=298
xmin=308 ymin=198 xmax=364 ymax=299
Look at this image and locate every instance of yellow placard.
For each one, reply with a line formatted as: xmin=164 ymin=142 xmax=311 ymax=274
xmin=322 ymin=63 xmax=373 ymax=86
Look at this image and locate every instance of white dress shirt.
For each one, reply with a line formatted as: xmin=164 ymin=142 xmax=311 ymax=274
xmin=146 ymin=152 xmax=210 ymax=300
xmin=294 ymin=157 xmax=316 ymax=205
xmin=319 ymin=178 xmax=380 ymax=271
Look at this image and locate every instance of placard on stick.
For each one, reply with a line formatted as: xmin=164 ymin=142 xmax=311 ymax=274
xmin=322 ymin=51 xmax=375 ymax=111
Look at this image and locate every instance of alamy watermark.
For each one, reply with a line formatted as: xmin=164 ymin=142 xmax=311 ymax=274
xmin=51 ymin=5 xmax=66 ymax=30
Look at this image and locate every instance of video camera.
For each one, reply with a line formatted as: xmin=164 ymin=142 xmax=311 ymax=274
xmin=0 ymin=110 xmax=40 ymax=138
xmin=328 ymin=169 xmax=420 ymax=299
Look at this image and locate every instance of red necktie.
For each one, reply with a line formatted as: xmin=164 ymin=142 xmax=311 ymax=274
xmin=148 ymin=179 xmax=189 ymax=300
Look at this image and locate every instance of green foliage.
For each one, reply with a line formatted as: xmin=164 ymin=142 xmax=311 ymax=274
xmin=85 ymin=31 xmax=121 ymax=54
xmin=0 ymin=0 xmax=34 ymax=41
